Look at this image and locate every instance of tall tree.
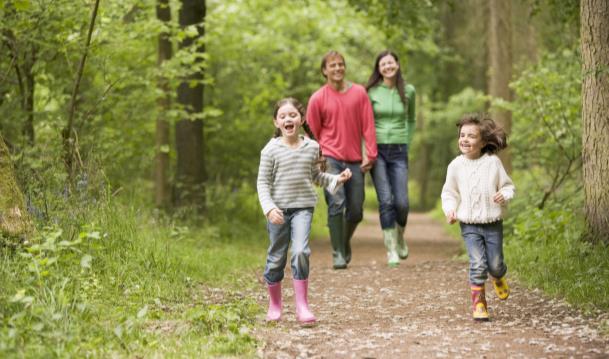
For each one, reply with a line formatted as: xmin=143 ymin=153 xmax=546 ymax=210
xmin=581 ymin=0 xmax=609 ymax=243
xmin=155 ymin=0 xmax=172 ymax=208
xmin=175 ymin=0 xmax=206 ymax=209
xmin=488 ymin=0 xmax=513 ymax=173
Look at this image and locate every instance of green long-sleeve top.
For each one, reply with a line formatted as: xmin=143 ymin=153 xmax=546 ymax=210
xmin=368 ymin=83 xmax=416 ymax=144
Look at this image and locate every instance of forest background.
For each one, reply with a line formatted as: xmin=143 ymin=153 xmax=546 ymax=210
xmin=0 ymin=0 xmax=607 ymax=357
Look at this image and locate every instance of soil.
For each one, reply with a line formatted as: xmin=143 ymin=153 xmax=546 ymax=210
xmin=253 ymin=212 xmax=609 ymax=358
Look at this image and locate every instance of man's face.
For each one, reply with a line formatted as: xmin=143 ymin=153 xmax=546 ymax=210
xmin=322 ymin=56 xmax=346 ymax=83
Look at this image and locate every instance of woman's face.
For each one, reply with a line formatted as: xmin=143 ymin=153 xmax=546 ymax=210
xmin=274 ymin=103 xmax=303 ymax=139
xmin=378 ymin=54 xmax=399 ymax=81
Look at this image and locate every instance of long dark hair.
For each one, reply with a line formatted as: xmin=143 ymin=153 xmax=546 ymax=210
xmin=457 ymin=113 xmax=508 ymax=154
xmin=365 ymin=50 xmax=408 ymax=107
xmin=272 ymin=97 xmax=326 ymax=170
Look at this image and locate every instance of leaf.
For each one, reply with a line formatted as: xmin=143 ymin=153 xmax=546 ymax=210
xmin=137 ymin=305 xmax=148 ymax=319
xmin=81 ymin=254 xmax=93 ymax=269
xmin=114 ymin=325 xmax=123 ymax=338
xmin=13 ymin=0 xmax=31 ymax=11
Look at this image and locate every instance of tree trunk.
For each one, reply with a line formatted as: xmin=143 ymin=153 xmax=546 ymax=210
xmin=488 ymin=0 xmax=513 ymax=173
xmin=62 ymin=0 xmax=101 ymax=187
xmin=154 ymin=0 xmax=172 ymax=209
xmin=581 ymin=0 xmax=609 ymax=243
xmin=23 ymin=48 xmax=36 ymax=145
xmin=175 ymin=0 xmax=206 ymax=209
xmin=0 ymin=133 xmax=32 ymax=241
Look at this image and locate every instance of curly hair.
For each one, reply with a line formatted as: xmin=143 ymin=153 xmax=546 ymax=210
xmin=457 ymin=113 xmax=508 ymax=155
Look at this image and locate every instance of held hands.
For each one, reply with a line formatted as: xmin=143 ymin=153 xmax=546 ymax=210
xmin=267 ymin=208 xmax=284 ymax=225
xmin=493 ymin=192 xmax=506 ymax=205
xmin=446 ymin=210 xmax=457 ymax=225
xmin=360 ymin=157 xmax=375 ymax=173
xmin=337 ymin=168 xmax=352 ymax=183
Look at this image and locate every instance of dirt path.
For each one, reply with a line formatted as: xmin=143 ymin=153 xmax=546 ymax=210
xmin=253 ymin=212 xmax=609 ymax=358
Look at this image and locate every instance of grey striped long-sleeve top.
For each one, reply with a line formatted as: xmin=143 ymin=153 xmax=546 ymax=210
xmin=257 ymin=136 xmax=338 ymax=215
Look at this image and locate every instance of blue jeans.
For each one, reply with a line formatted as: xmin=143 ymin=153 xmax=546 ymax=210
xmin=371 ymin=144 xmax=409 ymax=229
xmin=460 ymin=221 xmax=507 ymax=285
xmin=323 ymin=157 xmax=365 ymax=224
xmin=264 ymin=208 xmax=314 ymax=284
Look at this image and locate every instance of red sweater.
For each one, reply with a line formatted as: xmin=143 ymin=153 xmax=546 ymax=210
xmin=306 ymin=83 xmax=377 ymax=162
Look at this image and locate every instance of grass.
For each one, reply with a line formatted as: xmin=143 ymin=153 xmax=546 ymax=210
xmin=0 ymin=187 xmax=268 ymax=358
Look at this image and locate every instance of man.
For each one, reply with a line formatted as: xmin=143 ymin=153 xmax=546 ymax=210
xmin=306 ymin=50 xmax=377 ymax=269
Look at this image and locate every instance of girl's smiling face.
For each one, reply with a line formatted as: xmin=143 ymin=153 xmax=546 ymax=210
xmin=274 ymin=103 xmax=303 ymax=140
xmin=459 ymin=124 xmax=485 ymax=159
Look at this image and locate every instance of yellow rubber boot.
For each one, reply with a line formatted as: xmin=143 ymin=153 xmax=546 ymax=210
xmin=492 ymin=276 xmax=510 ymax=300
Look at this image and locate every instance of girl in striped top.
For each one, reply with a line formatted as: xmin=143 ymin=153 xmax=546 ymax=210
xmin=257 ymin=97 xmax=352 ymax=324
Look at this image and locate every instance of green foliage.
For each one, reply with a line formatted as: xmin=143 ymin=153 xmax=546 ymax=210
xmin=410 ymin=88 xmax=487 ymax=210
xmin=0 ymin=191 xmax=266 ymax=357
xmin=504 ymin=193 xmax=609 ymax=312
xmin=509 ymin=49 xmax=582 ymax=208
xmin=205 ymin=0 xmax=387 ymax=182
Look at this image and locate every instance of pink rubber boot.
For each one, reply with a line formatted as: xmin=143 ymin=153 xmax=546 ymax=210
xmin=293 ymin=279 xmax=316 ymax=324
xmin=266 ymin=282 xmax=282 ymax=321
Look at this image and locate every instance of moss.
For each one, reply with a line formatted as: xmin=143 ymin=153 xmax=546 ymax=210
xmin=0 ymin=134 xmax=32 ymax=240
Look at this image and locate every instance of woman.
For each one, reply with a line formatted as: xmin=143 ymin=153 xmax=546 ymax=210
xmin=365 ymin=50 xmax=416 ymax=267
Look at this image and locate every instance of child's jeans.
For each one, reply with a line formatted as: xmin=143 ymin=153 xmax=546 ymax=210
xmin=263 ymin=207 xmax=313 ymax=284
xmin=460 ymin=221 xmax=507 ymax=285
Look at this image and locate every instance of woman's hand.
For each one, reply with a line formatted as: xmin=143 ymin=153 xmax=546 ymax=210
xmin=337 ymin=168 xmax=352 ymax=183
xmin=267 ymin=208 xmax=284 ymax=225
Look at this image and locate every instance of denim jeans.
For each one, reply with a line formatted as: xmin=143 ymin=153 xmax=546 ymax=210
xmin=460 ymin=221 xmax=507 ymax=285
xmin=323 ymin=157 xmax=365 ymax=224
xmin=371 ymin=144 xmax=409 ymax=229
xmin=264 ymin=208 xmax=314 ymax=284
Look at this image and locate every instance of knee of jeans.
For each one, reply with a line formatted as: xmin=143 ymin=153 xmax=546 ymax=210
xmin=488 ymin=258 xmax=507 ymax=278
xmin=347 ymin=211 xmax=363 ymax=224
xmin=291 ymin=247 xmax=310 ymax=260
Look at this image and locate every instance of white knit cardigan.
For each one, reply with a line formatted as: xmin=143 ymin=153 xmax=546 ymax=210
xmin=441 ymin=154 xmax=515 ymax=224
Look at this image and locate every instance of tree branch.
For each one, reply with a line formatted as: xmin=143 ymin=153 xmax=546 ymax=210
xmin=63 ymin=0 xmax=101 ymax=183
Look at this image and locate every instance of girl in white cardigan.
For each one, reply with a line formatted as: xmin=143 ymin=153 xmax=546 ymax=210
xmin=441 ymin=113 xmax=515 ymax=321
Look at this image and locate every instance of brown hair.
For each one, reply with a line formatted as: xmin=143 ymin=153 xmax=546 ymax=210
xmin=320 ymin=50 xmax=346 ymax=79
xmin=457 ymin=113 xmax=508 ymax=154
xmin=365 ymin=50 xmax=408 ymax=107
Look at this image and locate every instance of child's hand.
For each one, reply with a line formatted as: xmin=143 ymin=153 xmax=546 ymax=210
xmin=267 ymin=208 xmax=284 ymax=225
xmin=337 ymin=168 xmax=352 ymax=183
xmin=446 ymin=210 xmax=457 ymax=224
xmin=493 ymin=192 xmax=506 ymax=205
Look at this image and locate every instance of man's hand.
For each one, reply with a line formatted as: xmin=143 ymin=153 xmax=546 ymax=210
xmin=360 ymin=157 xmax=374 ymax=173
xmin=267 ymin=208 xmax=284 ymax=225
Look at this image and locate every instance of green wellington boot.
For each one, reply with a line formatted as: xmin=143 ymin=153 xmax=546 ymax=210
xmin=396 ymin=224 xmax=409 ymax=260
xmin=383 ymin=227 xmax=400 ymax=267
xmin=344 ymin=220 xmax=358 ymax=264
xmin=328 ymin=214 xmax=347 ymax=269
